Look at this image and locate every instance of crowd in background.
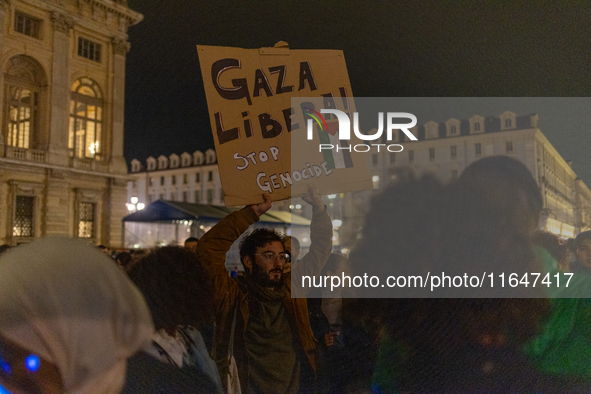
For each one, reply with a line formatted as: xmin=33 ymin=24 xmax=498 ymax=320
xmin=2 ymin=156 xmax=591 ymax=393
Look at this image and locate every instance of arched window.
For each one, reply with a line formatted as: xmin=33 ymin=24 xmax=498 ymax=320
xmin=4 ymin=56 xmax=46 ymax=149
xmin=69 ymin=78 xmax=103 ymax=159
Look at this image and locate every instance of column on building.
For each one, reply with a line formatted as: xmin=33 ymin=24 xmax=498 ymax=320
xmin=106 ymin=177 xmax=128 ymax=247
xmin=0 ymin=0 xmax=6 ymax=54
xmin=47 ymin=12 xmax=73 ymax=165
xmin=44 ymin=13 xmax=73 ymax=237
xmin=45 ymin=170 xmax=69 ymax=236
xmin=110 ymin=37 xmax=130 ymax=174
xmin=0 ymin=0 xmax=9 ymax=149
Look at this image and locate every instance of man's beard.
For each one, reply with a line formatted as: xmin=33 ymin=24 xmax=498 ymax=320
xmin=251 ymin=262 xmax=283 ymax=288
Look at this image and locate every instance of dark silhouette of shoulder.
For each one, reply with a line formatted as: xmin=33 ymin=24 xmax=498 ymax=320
xmin=122 ymin=351 xmax=220 ymax=393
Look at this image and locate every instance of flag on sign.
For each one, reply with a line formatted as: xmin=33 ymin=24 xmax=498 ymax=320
xmin=302 ymin=107 xmax=353 ymax=170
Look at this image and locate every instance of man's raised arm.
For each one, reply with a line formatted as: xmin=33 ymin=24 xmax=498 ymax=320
xmin=292 ymin=185 xmax=333 ymax=281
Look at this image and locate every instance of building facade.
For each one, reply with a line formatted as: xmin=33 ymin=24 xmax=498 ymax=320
xmin=127 ymin=149 xmax=291 ymax=212
xmin=127 ymin=149 xmax=224 ymax=207
xmin=0 ymin=0 xmax=142 ymax=246
xmin=128 ymin=111 xmax=591 ymax=250
xmin=364 ymin=111 xmax=591 ymax=238
xmin=575 ymin=179 xmax=591 ymax=234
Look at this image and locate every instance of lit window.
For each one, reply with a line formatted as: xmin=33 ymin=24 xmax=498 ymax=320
xmin=5 ymin=56 xmax=45 ymax=150
xmin=7 ymin=86 xmax=36 ymax=149
xmin=77 ymin=37 xmax=101 ymax=62
xmin=78 ymin=202 xmax=95 ymax=238
xmin=13 ymin=196 xmax=34 ymax=237
xmin=14 ymin=12 xmax=40 ymax=39
xmin=68 ymin=78 xmax=103 ymax=159
xmin=451 ymin=145 xmax=457 ymax=159
xmin=372 ymin=175 xmax=380 ymax=189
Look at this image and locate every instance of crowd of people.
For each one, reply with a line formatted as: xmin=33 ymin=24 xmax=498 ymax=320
xmin=1 ymin=157 xmax=591 ymax=393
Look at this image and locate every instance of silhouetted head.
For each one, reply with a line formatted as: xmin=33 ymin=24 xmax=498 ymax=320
xmin=184 ymin=237 xmax=199 ymax=253
xmin=128 ymin=246 xmax=214 ymax=333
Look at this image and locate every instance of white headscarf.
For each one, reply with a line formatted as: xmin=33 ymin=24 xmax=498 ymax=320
xmin=0 ymin=237 xmax=154 ymax=393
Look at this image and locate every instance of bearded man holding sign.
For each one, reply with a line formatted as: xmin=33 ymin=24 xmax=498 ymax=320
xmin=197 ymin=185 xmax=332 ymax=393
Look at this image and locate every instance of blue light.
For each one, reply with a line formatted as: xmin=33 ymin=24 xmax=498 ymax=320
xmin=0 ymin=383 xmax=11 ymax=394
xmin=25 ymin=355 xmax=39 ymax=372
xmin=0 ymin=356 xmax=9 ymax=374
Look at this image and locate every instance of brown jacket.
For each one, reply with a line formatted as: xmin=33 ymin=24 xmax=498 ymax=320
xmin=197 ymin=206 xmax=333 ymax=392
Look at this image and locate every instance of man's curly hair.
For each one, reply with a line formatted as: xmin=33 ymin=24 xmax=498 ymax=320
xmin=128 ymin=246 xmax=214 ymax=333
xmin=239 ymin=228 xmax=284 ymax=269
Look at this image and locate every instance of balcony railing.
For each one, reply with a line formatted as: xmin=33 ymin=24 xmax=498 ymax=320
xmin=2 ymin=146 xmax=111 ymax=173
xmin=71 ymin=157 xmax=110 ymax=173
xmin=4 ymin=146 xmax=47 ymax=163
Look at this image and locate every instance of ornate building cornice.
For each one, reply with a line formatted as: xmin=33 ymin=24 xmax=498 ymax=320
xmin=0 ymin=0 xmax=9 ymax=13
xmin=112 ymin=37 xmax=130 ymax=56
xmin=85 ymin=0 xmax=142 ymax=27
xmin=51 ymin=11 xmax=74 ymax=34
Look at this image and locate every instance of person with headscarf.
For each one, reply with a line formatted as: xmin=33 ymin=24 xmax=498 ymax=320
xmin=0 ymin=237 xmax=154 ymax=394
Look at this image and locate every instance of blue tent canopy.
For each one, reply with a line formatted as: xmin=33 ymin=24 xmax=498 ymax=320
xmin=122 ymin=200 xmax=310 ymax=226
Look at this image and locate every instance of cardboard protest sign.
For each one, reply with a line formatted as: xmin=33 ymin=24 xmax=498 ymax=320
xmin=197 ymin=44 xmax=371 ymax=206
xmin=289 ymin=96 xmax=374 ymax=198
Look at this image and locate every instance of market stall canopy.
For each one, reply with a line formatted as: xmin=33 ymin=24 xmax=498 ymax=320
xmin=122 ymin=200 xmax=311 ymax=226
xmin=263 ymin=211 xmax=311 ymax=226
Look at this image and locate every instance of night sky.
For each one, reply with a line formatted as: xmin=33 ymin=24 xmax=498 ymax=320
xmin=124 ymin=1 xmax=591 ymax=182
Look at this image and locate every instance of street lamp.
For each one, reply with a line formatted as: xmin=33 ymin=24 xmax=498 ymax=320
xmin=127 ymin=197 xmax=145 ymax=213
